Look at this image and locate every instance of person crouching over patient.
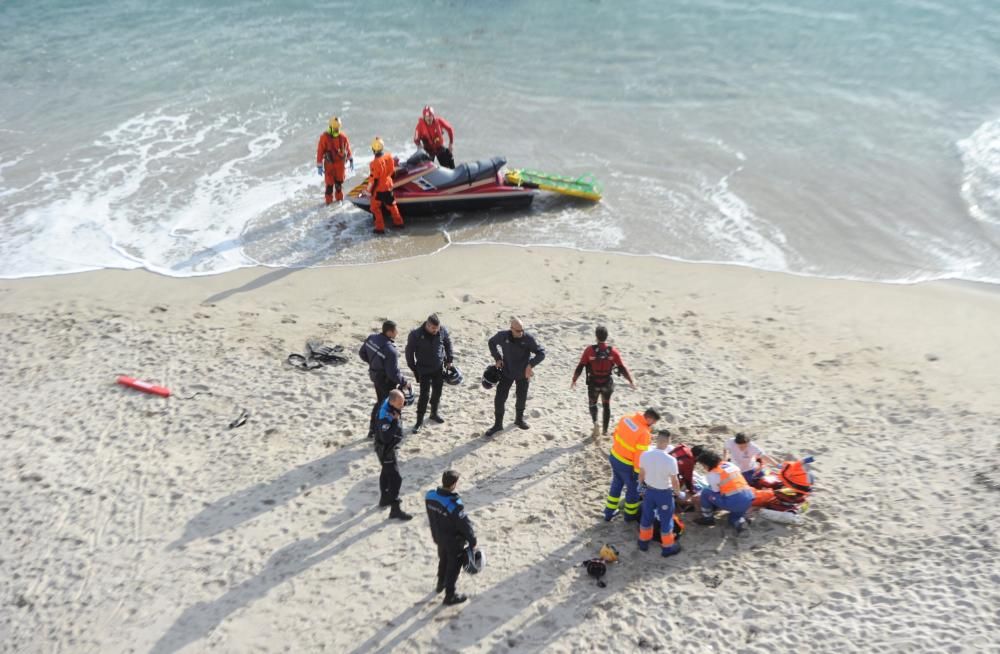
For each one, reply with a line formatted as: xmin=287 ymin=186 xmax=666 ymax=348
xmin=694 ymin=450 xmax=754 ymax=534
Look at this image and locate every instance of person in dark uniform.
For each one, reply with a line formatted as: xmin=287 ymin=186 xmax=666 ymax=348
xmin=360 ymin=320 xmax=410 ymax=439
xmin=570 ymin=325 xmax=636 ymax=439
xmin=375 ymin=389 xmax=412 ymax=520
xmin=425 ymin=469 xmax=477 ymax=605
xmin=404 ymin=313 xmax=454 ymax=433
xmin=485 ymin=317 xmax=546 ymax=437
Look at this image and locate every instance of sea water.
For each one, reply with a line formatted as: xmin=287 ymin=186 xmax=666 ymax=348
xmin=2 ymin=0 xmax=999 ymax=283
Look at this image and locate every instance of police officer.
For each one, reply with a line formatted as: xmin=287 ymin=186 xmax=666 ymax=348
xmin=425 ymin=469 xmax=477 ymax=605
xmin=404 ymin=313 xmax=454 ymax=433
xmin=360 ymin=320 xmax=410 ymax=439
xmin=485 ymin=317 xmax=546 ymax=437
xmin=375 ymin=389 xmax=413 ymax=520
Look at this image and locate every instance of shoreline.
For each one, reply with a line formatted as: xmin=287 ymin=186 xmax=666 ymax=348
xmin=2 ymin=244 xmax=998 ymax=652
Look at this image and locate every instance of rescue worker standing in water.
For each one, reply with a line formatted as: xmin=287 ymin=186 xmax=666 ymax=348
xmin=316 ymin=117 xmax=353 ymax=204
xmin=367 ymin=137 xmax=404 ymax=234
xmin=604 ymin=408 xmax=660 ymax=522
xmin=413 ymin=106 xmax=455 ymax=169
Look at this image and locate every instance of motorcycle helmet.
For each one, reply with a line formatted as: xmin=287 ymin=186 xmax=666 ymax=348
xmin=422 ymin=105 xmax=435 ymax=124
xmin=481 ymin=365 xmax=502 ymax=390
xmin=371 ymin=136 xmax=385 ymax=155
xmin=402 ymin=385 xmax=415 ymax=406
xmin=462 ymin=546 xmax=485 ymax=574
xmin=443 ymin=365 xmax=464 ymax=386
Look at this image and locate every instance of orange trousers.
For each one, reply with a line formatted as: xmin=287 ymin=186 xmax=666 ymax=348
xmin=371 ymin=191 xmax=403 ymax=232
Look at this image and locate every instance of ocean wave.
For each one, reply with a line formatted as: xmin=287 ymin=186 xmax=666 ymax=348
xmin=958 ymin=116 xmax=1000 ymax=227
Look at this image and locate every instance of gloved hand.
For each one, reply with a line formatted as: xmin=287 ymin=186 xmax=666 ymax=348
xmin=676 ymin=490 xmax=688 ymax=502
xmin=316 ymin=164 xmax=323 ymax=176
xmin=348 ymin=157 xmax=354 ymax=173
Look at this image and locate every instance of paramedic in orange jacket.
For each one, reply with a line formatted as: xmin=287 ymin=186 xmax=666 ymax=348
xmin=367 ymin=137 xmax=403 ymax=234
xmin=603 ymin=408 xmax=660 ymax=522
xmin=413 ymin=105 xmax=455 ymax=169
xmin=694 ymin=450 xmax=755 ymax=533
xmin=316 ymin=117 xmax=353 ymax=204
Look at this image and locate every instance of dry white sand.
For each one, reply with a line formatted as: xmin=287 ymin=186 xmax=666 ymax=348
xmin=1 ymin=245 xmax=998 ymax=653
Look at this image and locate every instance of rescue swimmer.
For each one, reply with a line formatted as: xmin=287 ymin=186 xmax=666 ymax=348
xmin=316 ymin=116 xmax=353 ymax=204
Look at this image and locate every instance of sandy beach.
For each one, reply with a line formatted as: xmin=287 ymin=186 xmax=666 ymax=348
xmin=2 ymin=244 xmax=998 ymax=653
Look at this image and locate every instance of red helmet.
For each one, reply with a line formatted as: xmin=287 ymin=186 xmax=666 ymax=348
xmin=422 ymin=105 xmax=435 ymax=123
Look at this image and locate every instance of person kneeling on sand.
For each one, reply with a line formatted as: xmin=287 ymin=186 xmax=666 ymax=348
xmin=374 ymin=389 xmax=412 ymax=521
xmin=724 ymin=432 xmax=780 ymax=485
xmin=637 ymin=430 xmax=683 ymax=556
xmin=694 ymin=450 xmax=754 ymax=534
xmin=426 ymin=469 xmax=477 ymax=606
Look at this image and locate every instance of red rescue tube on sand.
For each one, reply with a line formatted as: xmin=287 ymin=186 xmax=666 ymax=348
xmin=116 ymin=375 xmax=171 ymax=397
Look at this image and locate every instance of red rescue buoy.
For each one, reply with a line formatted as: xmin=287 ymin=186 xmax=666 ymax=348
xmin=116 ymin=375 xmax=171 ymax=397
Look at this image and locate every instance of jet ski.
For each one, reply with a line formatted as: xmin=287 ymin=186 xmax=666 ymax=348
xmin=347 ymin=150 xmax=535 ymax=217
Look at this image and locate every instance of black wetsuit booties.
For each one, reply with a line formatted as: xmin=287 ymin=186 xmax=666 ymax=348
xmin=374 ymin=399 xmax=411 ymax=520
xmin=360 ymin=332 xmax=407 ymax=438
xmin=425 ymin=487 xmax=477 ymax=603
xmin=487 ymin=329 xmax=546 ymax=431
xmin=405 ymin=322 xmax=454 ymax=429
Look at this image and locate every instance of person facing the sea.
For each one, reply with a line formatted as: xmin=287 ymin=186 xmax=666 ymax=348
xmin=604 ymin=408 xmax=660 ymax=522
xmin=695 ymin=450 xmax=754 ymax=534
xmin=571 ymin=325 xmax=635 ymax=439
xmin=360 ymin=320 xmax=410 ymax=439
xmin=405 ymin=313 xmax=455 ymax=433
xmin=724 ymin=432 xmax=780 ymax=485
xmin=426 ymin=469 xmax=477 ymax=605
xmin=413 ymin=105 xmax=455 ymax=169
xmin=484 ymin=317 xmax=546 ymax=437
xmin=374 ymin=389 xmax=412 ymax=520
xmin=367 ymin=137 xmax=404 ymax=233
xmin=316 ymin=116 xmax=353 ymax=204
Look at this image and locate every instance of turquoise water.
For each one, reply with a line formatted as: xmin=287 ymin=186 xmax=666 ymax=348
xmin=2 ymin=0 xmax=1000 ymax=282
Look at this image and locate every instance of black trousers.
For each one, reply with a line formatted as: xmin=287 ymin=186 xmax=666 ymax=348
xmin=416 ymin=369 xmax=444 ymax=421
xmin=379 ymin=455 xmax=402 ymax=505
xmin=494 ymin=376 xmax=528 ymax=426
xmin=369 ymin=373 xmax=396 ymax=437
xmin=437 ymin=542 xmax=463 ymax=597
xmin=434 ymin=148 xmax=455 ymax=169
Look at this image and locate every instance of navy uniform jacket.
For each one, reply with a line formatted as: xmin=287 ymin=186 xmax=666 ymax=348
xmin=487 ymin=330 xmax=546 ymax=381
xmin=405 ymin=324 xmax=454 ymax=376
xmin=425 ymin=487 xmax=477 ymax=549
xmin=374 ymin=399 xmax=404 ymax=461
xmin=359 ymin=333 xmax=406 ymax=387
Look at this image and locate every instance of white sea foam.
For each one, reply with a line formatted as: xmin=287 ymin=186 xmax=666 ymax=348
xmin=959 ymin=117 xmax=1000 ymax=227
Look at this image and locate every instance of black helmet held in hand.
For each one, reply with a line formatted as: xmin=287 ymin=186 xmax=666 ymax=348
xmin=481 ymin=365 xmax=502 ymax=390
xmin=443 ymin=365 xmax=464 ymax=386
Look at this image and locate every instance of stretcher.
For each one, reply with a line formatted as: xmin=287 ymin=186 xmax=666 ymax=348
xmin=504 ymin=168 xmax=603 ymax=201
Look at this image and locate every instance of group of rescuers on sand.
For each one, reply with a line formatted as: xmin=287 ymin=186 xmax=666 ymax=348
xmin=315 ymin=106 xmax=454 ymax=233
xmin=358 ymin=315 xmax=800 ymax=605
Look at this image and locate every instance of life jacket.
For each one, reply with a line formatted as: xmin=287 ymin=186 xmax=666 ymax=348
xmin=711 ymin=462 xmax=750 ymax=495
xmin=368 ymin=154 xmax=395 ymax=193
xmin=669 ymin=443 xmax=696 ymax=491
xmin=585 ymin=343 xmax=616 ymax=385
xmin=779 ymin=459 xmax=814 ymax=495
xmin=318 ymin=132 xmax=350 ymax=164
xmin=609 ymin=413 xmax=651 ymax=472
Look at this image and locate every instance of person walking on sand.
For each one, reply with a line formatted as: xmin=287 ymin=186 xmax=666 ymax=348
xmin=695 ymin=450 xmax=754 ymax=534
xmin=426 ymin=469 xmax=477 ymax=605
xmin=484 ymin=317 xmax=546 ymax=437
xmin=405 ymin=313 xmax=455 ymax=433
xmin=360 ymin=320 xmax=410 ymax=439
xmin=571 ymin=325 xmax=636 ymax=439
xmin=724 ymin=432 xmax=780 ymax=485
xmin=316 ymin=116 xmax=353 ymax=204
xmin=637 ymin=430 xmax=682 ymax=557
xmin=604 ymin=408 xmax=660 ymax=522
xmin=374 ymin=389 xmax=412 ymax=520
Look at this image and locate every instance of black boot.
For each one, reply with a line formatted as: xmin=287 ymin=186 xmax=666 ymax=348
xmin=413 ymin=417 xmax=423 ymax=433
xmin=443 ymin=593 xmax=468 ymax=606
xmin=484 ymin=424 xmax=503 ymax=437
xmin=514 ymin=413 xmax=529 ymax=430
xmin=429 ymin=411 xmax=445 ymax=424
xmin=388 ymin=502 xmax=413 ymax=521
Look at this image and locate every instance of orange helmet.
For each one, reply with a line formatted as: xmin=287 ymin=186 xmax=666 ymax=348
xmin=422 ymin=105 xmax=435 ymax=124
xmin=779 ymin=458 xmax=814 ymax=494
